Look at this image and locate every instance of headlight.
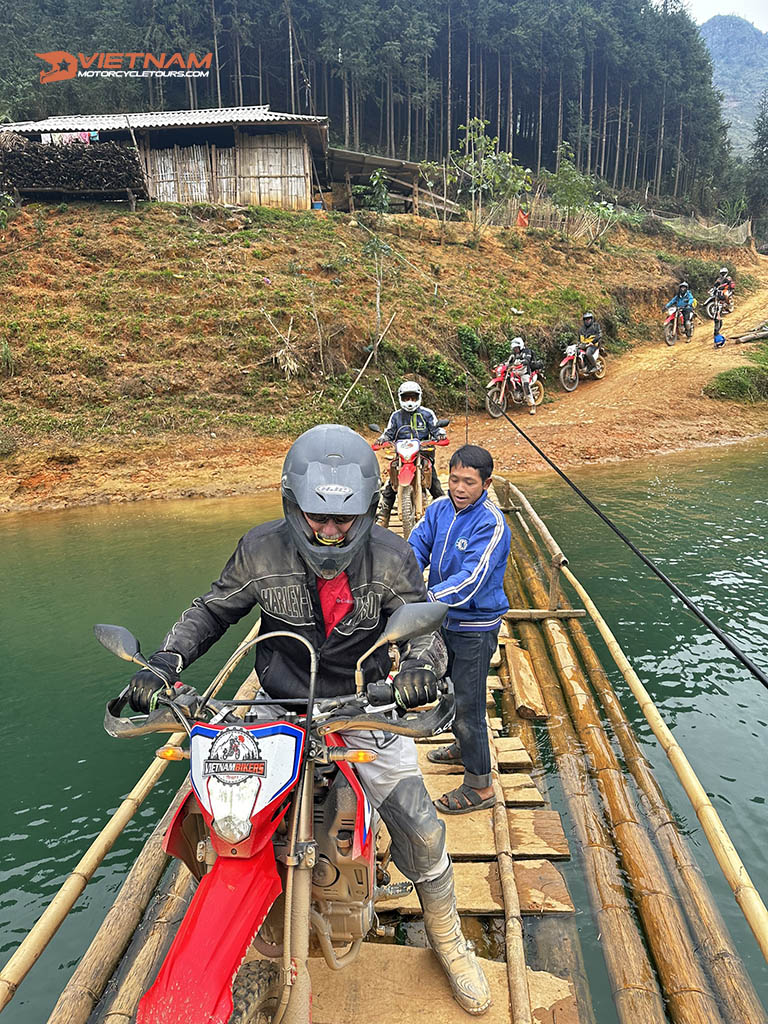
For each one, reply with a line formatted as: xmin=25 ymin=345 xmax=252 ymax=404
xmin=565 ymin=344 xmax=577 ymax=355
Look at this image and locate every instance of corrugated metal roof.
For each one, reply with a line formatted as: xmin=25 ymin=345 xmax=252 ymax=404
xmin=1 ymin=106 xmax=328 ymax=134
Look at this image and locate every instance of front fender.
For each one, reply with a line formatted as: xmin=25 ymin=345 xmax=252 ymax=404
xmin=137 ymin=845 xmax=282 ymax=1024
xmin=398 ymin=463 xmax=416 ymax=486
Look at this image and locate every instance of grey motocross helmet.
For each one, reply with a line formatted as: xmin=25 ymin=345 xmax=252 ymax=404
xmin=281 ymin=424 xmax=381 ymax=579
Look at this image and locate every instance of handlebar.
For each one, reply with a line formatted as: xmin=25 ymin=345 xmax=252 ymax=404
xmin=372 ymin=437 xmax=449 ymax=451
xmin=104 ymin=677 xmax=456 ymax=741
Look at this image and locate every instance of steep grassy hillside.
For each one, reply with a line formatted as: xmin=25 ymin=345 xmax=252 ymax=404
xmin=0 ymin=201 xmax=752 ymax=456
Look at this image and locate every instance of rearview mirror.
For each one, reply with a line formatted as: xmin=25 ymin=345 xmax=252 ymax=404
xmin=369 ymin=422 xmax=382 ymax=434
xmin=354 ymin=602 xmax=447 ymax=693
xmin=381 ymin=602 xmax=447 ymax=645
xmin=437 ymin=418 xmax=450 ymax=428
xmin=94 ymin=624 xmax=152 ymax=670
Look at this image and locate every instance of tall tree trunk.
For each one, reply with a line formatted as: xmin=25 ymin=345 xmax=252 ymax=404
xmin=632 ymin=93 xmax=642 ymax=190
xmin=612 ymin=81 xmax=623 ymax=187
xmin=556 ymin=66 xmax=563 ymax=169
xmin=258 ymin=44 xmax=264 ymax=104
xmin=343 ymin=71 xmax=350 ymax=148
xmin=496 ymin=50 xmax=501 ymax=150
xmin=407 ymin=83 xmax=412 ymax=161
xmin=599 ymin=72 xmax=608 ymax=178
xmin=288 ymin=16 xmax=295 ymax=112
xmin=210 ymin=0 xmax=222 ymax=107
xmin=425 ymin=50 xmax=429 ymax=160
xmin=233 ymin=4 xmax=243 ymax=106
xmin=388 ymin=71 xmax=395 ymax=157
xmin=507 ymin=55 xmax=513 ymax=153
xmin=576 ymin=69 xmax=583 ymax=169
xmin=378 ymin=75 xmax=384 ymax=150
xmin=447 ymin=5 xmax=452 ymax=153
xmin=465 ymin=26 xmax=471 ymax=151
xmin=673 ymin=103 xmax=683 ymax=196
xmin=586 ymin=52 xmax=594 ymax=174
xmin=479 ymin=47 xmax=484 ymax=124
xmin=621 ymin=85 xmax=631 ymax=189
xmin=655 ymin=78 xmax=667 ymax=196
xmin=536 ymin=56 xmax=543 ymax=174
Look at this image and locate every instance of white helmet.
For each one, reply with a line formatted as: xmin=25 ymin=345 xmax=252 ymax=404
xmin=510 ymin=337 xmax=524 ymax=352
xmin=398 ymin=380 xmax=422 ymax=413
xmin=720 ymin=266 xmax=728 ymax=275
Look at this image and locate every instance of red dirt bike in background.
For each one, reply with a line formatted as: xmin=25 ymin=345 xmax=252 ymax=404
xmin=485 ymin=358 xmax=544 ymax=417
xmin=558 ymin=336 xmax=607 ymax=392
xmin=663 ymin=305 xmax=696 ymax=346
xmin=704 ymin=284 xmax=734 ymax=320
xmin=95 ymin=606 xmax=453 ymax=1024
xmin=370 ymin=421 xmax=450 ymax=538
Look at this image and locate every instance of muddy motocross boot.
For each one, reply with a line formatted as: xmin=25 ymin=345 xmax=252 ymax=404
xmin=416 ymin=866 xmax=492 ymax=1015
xmin=376 ymin=494 xmax=394 ymax=528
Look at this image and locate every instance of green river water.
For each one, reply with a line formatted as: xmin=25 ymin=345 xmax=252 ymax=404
xmin=2 ymin=441 xmax=768 ymax=1021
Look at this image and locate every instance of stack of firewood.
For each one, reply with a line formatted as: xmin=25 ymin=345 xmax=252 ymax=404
xmin=0 ymin=138 xmax=146 ymax=195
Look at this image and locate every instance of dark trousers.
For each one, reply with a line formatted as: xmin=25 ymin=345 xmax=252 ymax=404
xmin=443 ymin=627 xmax=499 ymax=789
xmin=380 ymin=457 xmax=443 ymax=511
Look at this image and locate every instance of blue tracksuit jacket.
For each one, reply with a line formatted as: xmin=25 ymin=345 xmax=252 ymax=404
xmin=665 ymin=289 xmax=694 ymax=310
xmin=408 ymin=491 xmax=511 ymax=632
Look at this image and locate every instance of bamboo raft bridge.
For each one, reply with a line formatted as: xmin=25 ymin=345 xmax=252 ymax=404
xmin=2 ymin=477 xmax=768 ymax=1023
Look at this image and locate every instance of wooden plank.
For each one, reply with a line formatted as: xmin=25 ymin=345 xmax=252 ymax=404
xmin=495 ymin=737 xmax=534 ymax=771
xmin=308 ymin=945 xmax=512 ymax=1023
xmin=489 ymin=716 xmax=503 ymax=732
xmin=526 ymin=966 xmax=580 ymax=1024
xmin=500 ymin=773 xmax=546 ymax=807
xmin=507 ymin=810 xmax=570 ymax=860
xmin=383 ymin=861 xmax=504 ymax=916
xmin=383 ymin=859 xmax=573 ymax=916
xmin=505 ymin=645 xmax=549 ymax=721
xmin=513 ymin=860 xmax=574 ymax=914
xmin=443 ymin=811 xmax=496 ymax=860
xmin=487 ymin=675 xmax=504 ymax=691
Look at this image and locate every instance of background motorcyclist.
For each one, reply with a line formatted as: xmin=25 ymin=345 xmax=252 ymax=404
xmin=376 ymin=380 xmax=447 ymax=528
xmin=125 ymin=424 xmax=491 ymax=1016
xmin=579 ymin=312 xmax=603 ymax=372
xmin=665 ymin=281 xmax=695 ymax=336
xmin=713 ymin=266 xmax=735 ymax=307
xmin=508 ymin=337 xmax=544 ymax=415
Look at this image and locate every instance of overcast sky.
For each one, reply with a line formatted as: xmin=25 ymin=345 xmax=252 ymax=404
xmin=686 ymin=0 xmax=768 ymax=34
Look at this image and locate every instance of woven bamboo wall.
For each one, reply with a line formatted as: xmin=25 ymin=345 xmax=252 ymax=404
xmin=144 ymin=130 xmax=311 ymax=209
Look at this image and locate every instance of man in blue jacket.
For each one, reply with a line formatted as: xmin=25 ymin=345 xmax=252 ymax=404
xmin=408 ymin=445 xmax=511 ymax=814
xmin=664 ymin=281 xmax=695 ymax=339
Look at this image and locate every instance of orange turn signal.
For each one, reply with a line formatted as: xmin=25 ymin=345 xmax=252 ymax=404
xmin=155 ymin=745 xmax=190 ymax=761
xmin=342 ymin=750 xmax=378 ymax=763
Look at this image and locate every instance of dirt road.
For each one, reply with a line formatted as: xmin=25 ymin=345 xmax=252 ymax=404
xmin=2 ymin=257 xmax=767 ymax=513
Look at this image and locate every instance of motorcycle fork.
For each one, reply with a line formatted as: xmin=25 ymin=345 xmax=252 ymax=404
xmin=414 ymin=462 xmax=423 ymax=519
xmin=275 ymin=761 xmax=315 ymax=1024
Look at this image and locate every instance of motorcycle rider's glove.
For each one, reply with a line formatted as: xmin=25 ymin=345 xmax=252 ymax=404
xmin=435 ymin=430 xmax=448 ymax=441
xmin=127 ymin=651 xmax=181 ymax=713
xmin=376 ymin=435 xmax=388 ymax=445
xmin=393 ymin=659 xmax=438 ymax=711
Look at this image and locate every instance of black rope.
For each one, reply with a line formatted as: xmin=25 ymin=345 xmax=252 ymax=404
xmin=471 ymin=373 xmax=768 ymax=693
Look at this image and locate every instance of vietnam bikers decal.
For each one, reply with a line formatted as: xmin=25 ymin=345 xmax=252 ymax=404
xmin=203 ymin=729 xmax=267 ymax=781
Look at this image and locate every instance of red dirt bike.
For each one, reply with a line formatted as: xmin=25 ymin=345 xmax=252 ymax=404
xmin=558 ymin=336 xmax=607 ymax=392
xmin=663 ymin=305 xmax=695 ymax=345
xmin=704 ymin=284 xmax=734 ymax=320
xmin=370 ymin=421 xmax=450 ymax=538
xmin=485 ymin=358 xmax=544 ymax=417
xmin=95 ymin=603 xmax=452 ymax=1024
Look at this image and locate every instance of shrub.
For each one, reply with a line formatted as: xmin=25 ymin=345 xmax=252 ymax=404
xmin=704 ymin=342 xmax=768 ymax=402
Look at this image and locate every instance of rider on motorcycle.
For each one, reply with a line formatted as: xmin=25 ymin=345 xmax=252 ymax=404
xmin=664 ymin=281 xmax=695 ymax=335
xmin=509 ymin=337 xmax=544 ymax=415
xmin=713 ymin=266 xmax=735 ymax=303
xmin=579 ymin=312 xmax=603 ymax=372
xmin=376 ymin=381 xmax=447 ymax=528
xmin=125 ymin=424 xmax=491 ymax=1016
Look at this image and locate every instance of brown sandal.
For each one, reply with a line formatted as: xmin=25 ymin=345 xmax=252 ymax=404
xmin=426 ymin=742 xmax=463 ymax=765
xmin=434 ymin=784 xmax=496 ymax=815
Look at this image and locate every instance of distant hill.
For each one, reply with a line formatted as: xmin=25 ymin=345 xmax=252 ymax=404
xmin=700 ymin=14 xmax=768 ymax=158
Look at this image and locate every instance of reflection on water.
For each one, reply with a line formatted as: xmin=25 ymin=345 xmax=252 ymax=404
xmin=2 ymin=448 xmax=768 ymax=1019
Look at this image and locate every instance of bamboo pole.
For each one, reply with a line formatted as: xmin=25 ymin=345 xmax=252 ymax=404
xmin=510 ymin=506 xmax=768 ymax=1022
xmin=500 ymin=477 xmax=768 ymax=969
xmin=489 ymin=725 xmax=532 ymax=1024
xmin=502 ymin=561 xmax=668 ymax=1024
xmin=45 ymin=782 xmax=190 ymax=1024
xmin=0 ymin=623 xmax=262 ymax=1016
xmin=508 ymin=524 xmax=723 ymax=1024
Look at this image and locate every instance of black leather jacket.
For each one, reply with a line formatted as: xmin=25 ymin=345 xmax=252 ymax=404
xmin=157 ymin=520 xmax=447 ymax=700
